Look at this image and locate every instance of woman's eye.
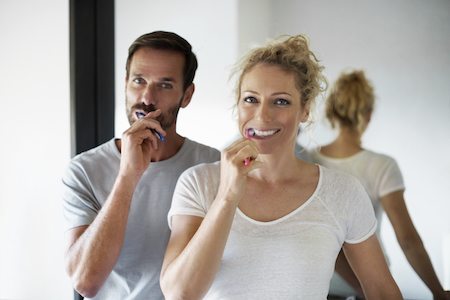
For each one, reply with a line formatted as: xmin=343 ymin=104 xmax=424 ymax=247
xmin=275 ymin=98 xmax=290 ymax=105
xmin=243 ymin=96 xmax=257 ymax=103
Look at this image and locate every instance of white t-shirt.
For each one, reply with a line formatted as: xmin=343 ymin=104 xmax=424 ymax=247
xmin=168 ymin=162 xmax=377 ymax=299
xmin=62 ymin=138 xmax=220 ymax=300
xmin=303 ymin=149 xmax=405 ymax=296
xmin=306 ymin=149 xmax=404 ymax=230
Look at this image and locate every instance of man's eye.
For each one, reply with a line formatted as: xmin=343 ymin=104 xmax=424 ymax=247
xmin=133 ymin=78 xmax=145 ymax=84
xmin=275 ymin=98 xmax=290 ymax=105
xmin=159 ymin=82 xmax=173 ymax=89
xmin=243 ymin=96 xmax=257 ymax=103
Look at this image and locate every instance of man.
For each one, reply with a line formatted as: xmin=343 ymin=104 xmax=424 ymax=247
xmin=62 ymin=31 xmax=220 ymax=299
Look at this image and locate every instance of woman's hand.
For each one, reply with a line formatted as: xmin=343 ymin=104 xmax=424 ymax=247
xmin=216 ymin=138 xmax=261 ymax=205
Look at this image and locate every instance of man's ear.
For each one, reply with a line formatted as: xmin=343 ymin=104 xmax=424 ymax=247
xmin=124 ymin=76 xmax=129 ymax=92
xmin=180 ymin=84 xmax=195 ymax=108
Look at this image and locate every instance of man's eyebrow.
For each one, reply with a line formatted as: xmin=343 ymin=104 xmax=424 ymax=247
xmin=160 ymin=77 xmax=176 ymax=82
xmin=129 ymin=74 xmax=177 ymax=83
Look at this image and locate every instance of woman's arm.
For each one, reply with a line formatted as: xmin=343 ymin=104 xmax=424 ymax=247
xmin=334 ymin=249 xmax=364 ymax=297
xmin=382 ymin=190 xmax=449 ymax=299
xmin=344 ymin=235 xmax=402 ymax=299
xmin=160 ymin=139 xmax=260 ymax=300
xmin=160 ymin=199 xmax=238 ymax=300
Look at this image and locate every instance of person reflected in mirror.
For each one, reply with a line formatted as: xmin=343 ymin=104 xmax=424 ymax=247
xmin=160 ymin=35 xmax=402 ymax=299
xmin=305 ymin=70 xmax=449 ymax=300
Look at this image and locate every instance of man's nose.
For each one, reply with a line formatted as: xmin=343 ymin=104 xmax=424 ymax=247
xmin=142 ymin=83 xmax=156 ymax=105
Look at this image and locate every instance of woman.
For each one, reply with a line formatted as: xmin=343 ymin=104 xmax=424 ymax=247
xmin=160 ymin=36 xmax=402 ymax=299
xmin=307 ymin=70 xmax=449 ymax=299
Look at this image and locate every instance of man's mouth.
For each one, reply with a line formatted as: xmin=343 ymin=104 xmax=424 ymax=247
xmin=134 ymin=111 xmax=166 ymax=142
xmin=136 ymin=111 xmax=146 ymax=119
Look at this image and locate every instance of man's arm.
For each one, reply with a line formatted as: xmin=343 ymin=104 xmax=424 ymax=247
xmin=64 ymin=110 xmax=165 ymax=297
xmin=65 ymin=174 xmax=139 ymax=297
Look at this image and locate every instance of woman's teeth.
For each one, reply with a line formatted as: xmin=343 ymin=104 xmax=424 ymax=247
xmin=248 ymin=128 xmax=278 ymax=137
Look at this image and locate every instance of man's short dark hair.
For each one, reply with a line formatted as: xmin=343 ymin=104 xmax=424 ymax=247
xmin=126 ymin=31 xmax=198 ymax=90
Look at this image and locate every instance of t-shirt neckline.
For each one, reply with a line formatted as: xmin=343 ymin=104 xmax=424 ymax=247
xmin=236 ymin=164 xmax=323 ymax=226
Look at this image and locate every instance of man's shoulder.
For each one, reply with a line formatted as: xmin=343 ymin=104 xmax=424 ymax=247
xmin=183 ymin=138 xmax=221 ymax=161
xmin=70 ymin=139 xmax=118 ymax=167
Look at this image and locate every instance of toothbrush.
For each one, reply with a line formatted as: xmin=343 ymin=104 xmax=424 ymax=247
xmin=243 ymin=128 xmax=256 ymax=166
xmin=136 ymin=112 xmax=166 ymax=142
xmin=246 ymin=128 xmax=256 ymax=138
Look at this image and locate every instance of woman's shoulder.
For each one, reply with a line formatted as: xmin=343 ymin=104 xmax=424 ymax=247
xmin=318 ymin=165 xmax=366 ymax=197
xmin=179 ymin=161 xmax=221 ymax=183
xmin=359 ymin=149 xmax=401 ymax=172
xmin=319 ymin=164 xmax=357 ymax=182
xmin=362 ymin=149 xmax=397 ymax=163
xmin=317 ymin=166 xmax=373 ymax=222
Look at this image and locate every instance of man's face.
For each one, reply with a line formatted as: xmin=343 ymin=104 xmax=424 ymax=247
xmin=125 ymin=47 xmax=189 ymax=130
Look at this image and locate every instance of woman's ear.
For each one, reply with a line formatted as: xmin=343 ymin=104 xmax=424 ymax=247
xmin=300 ymin=103 xmax=310 ymax=123
xmin=302 ymin=111 xmax=310 ymax=122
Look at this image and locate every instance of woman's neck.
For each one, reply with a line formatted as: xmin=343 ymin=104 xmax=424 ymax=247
xmin=249 ymin=151 xmax=312 ymax=184
xmin=321 ymin=127 xmax=363 ymax=158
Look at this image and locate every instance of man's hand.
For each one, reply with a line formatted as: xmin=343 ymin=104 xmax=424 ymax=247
xmin=119 ymin=109 xmax=166 ymax=180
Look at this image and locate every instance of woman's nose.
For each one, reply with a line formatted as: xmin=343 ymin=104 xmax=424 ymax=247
xmin=255 ymin=102 xmax=272 ymax=121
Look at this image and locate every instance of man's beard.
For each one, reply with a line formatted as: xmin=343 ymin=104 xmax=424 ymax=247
xmin=126 ymin=97 xmax=183 ymax=130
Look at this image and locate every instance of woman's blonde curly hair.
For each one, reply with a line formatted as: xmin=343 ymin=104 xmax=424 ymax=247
xmin=326 ymin=70 xmax=375 ymax=133
xmin=234 ymin=35 xmax=327 ymax=119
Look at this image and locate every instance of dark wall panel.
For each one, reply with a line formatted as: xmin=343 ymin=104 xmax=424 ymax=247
xmin=70 ymin=0 xmax=115 ymax=156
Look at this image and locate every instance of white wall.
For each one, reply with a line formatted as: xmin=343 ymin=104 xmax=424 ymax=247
xmin=0 ymin=0 xmax=72 ymax=299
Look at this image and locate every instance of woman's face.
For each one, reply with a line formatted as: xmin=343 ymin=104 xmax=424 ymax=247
xmin=238 ymin=63 xmax=308 ymax=154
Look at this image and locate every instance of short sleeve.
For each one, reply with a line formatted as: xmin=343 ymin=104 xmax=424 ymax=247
xmin=167 ymin=162 xmax=219 ymax=229
xmin=345 ymin=177 xmax=378 ymax=244
xmin=61 ymin=160 xmax=101 ymax=231
xmin=379 ymin=157 xmax=405 ymax=198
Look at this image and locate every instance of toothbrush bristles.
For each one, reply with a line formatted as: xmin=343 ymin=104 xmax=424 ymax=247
xmin=247 ymin=128 xmax=256 ymax=137
xmin=136 ymin=111 xmax=165 ymax=142
xmin=244 ymin=157 xmax=253 ymax=166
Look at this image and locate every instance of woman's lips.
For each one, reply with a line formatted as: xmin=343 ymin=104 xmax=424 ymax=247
xmin=246 ymin=128 xmax=280 ymax=138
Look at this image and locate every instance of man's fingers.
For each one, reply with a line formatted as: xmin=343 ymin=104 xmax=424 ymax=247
xmin=128 ymin=111 xmax=166 ymax=138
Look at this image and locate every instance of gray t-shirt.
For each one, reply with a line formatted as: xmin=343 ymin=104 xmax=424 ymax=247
xmin=62 ymin=138 xmax=220 ymax=300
